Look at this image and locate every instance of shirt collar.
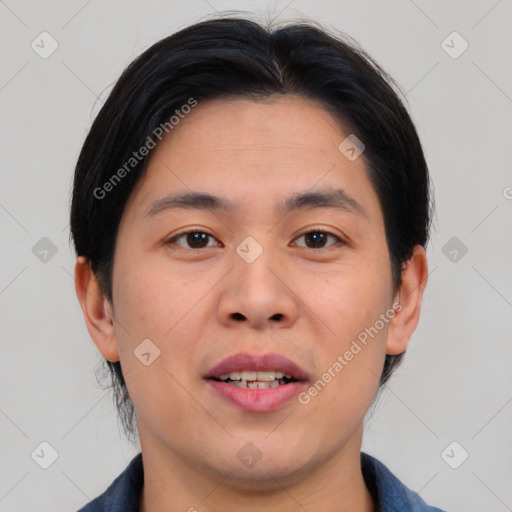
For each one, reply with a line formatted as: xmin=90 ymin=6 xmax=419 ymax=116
xmin=79 ymin=451 xmax=445 ymax=512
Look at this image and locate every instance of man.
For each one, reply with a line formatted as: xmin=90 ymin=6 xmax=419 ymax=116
xmin=71 ymin=16 xmax=445 ymax=512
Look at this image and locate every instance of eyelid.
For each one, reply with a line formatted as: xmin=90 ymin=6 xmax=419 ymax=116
xmin=165 ymin=229 xmax=222 ymax=248
xmin=165 ymin=227 xmax=347 ymax=250
xmin=291 ymin=227 xmax=347 ymax=249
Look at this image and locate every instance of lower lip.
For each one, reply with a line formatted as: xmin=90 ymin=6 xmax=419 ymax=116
xmin=206 ymin=380 xmax=306 ymax=412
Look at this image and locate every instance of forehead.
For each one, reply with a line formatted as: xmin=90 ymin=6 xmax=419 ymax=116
xmin=123 ymin=95 xmax=382 ymax=225
xmin=161 ymin=95 xmax=349 ymax=161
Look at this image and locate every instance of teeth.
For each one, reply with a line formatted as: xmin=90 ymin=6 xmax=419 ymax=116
xmin=256 ymin=371 xmax=285 ymax=381
xmin=240 ymin=371 xmax=257 ymax=381
xmin=218 ymin=370 xmax=290 ymax=382
xmin=216 ymin=371 xmax=295 ymax=389
xmin=230 ymin=380 xmax=282 ymax=389
xmin=219 ymin=372 xmax=240 ymax=381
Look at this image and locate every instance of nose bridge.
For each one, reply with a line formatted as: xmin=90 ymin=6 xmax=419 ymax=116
xmin=217 ymin=236 xmax=299 ymax=329
xmin=235 ymin=239 xmax=282 ymax=304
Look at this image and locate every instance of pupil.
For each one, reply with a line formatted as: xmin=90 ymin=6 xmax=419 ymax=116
xmin=306 ymin=231 xmax=326 ymax=248
xmin=188 ymin=232 xmax=208 ymax=248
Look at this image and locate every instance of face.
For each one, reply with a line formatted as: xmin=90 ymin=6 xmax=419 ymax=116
xmin=83 ymin=96 xmax=422 ymax=487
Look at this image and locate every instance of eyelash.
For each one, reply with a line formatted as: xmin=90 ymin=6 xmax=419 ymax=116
xmin=165 ymin=228 xmax=346 ymax=251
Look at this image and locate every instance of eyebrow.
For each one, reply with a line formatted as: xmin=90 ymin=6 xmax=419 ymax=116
xmin=144 ymin=187 xmax=367 ymax=219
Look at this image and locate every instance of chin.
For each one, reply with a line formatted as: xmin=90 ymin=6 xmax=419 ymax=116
xmin=204 ymin=441 xmax=318 ymax=491
xmin=220 ymin=461 xmax=312 ymax=492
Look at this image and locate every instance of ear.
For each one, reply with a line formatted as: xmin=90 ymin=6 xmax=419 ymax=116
xmin=74 ymin=256 xmax=120 ymax=362
xmin=386 ymin=245 xmax=429 ymax=355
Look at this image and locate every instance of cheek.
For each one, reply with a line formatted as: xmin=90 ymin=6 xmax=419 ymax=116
xmin=111 ymin=262 xmax=210 ymax=427
xmin=296 ymin=259 xmax=391 ymax=410
xmin=112 ymin=256 xmax=218 ymax=373
xmin=301 ymin=259 xmax=390 ymax=338
xmin=114 ymin=254 xmax=189 ymax=336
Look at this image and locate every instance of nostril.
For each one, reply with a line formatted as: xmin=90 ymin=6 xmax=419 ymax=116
xmin=271 ymin=313 xmax=283 ymax=321
xmin=232 ymin=312 xmax=245 ymax=321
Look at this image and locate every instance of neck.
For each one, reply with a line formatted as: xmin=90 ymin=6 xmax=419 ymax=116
xmin=138 ymin=427 xmax=375 ymax=512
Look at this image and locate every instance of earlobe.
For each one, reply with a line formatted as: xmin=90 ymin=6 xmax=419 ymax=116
xmin=386 ymin=245 xmax=429 ymax=356
xmin=74 ymin=256 xmax=120 ymax=362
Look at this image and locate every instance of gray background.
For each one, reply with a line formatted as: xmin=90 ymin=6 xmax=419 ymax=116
xmin=1 ymin=1 xmax=511 ymax=511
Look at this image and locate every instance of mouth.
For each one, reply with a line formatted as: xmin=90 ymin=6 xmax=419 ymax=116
xmin=211 ymin=370 xmax=298 ymax=389
xmin=203 ymin=353 xmax=309 ymax=412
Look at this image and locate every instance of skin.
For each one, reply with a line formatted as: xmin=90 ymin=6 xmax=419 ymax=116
xmin=75 ymin=95 xmax=428 ymax=512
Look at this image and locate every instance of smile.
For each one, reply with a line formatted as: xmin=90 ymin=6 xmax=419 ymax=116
xmin=214 ymin=371 xmax=296 ymax=389
xmin=204 ymin=353 xmax=309 ymax=411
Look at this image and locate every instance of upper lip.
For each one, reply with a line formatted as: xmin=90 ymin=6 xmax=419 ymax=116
xmin=204 ymin=353 xmax=310 ymax=381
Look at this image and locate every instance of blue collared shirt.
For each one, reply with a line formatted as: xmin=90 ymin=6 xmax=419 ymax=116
xmin=76 ymin=452 xmax=447 ymax=511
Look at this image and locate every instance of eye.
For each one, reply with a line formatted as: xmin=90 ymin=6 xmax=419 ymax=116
xmin=166 ymin=229 xmax=344 ymax=250
xmin=292 ymin=229 xmax=345 ymax=249
xmin=166 ymin=231 xmax=222 ymax=249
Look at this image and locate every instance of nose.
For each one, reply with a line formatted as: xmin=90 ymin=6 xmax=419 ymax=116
xmin=216 ymin=248 xmax=300 ymax=330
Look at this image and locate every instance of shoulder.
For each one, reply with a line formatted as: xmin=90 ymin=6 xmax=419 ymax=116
xmin=361 ymin=452 xmax=447 ymax=512
xmin=75 ymin=452 xmax=144 ymax=512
